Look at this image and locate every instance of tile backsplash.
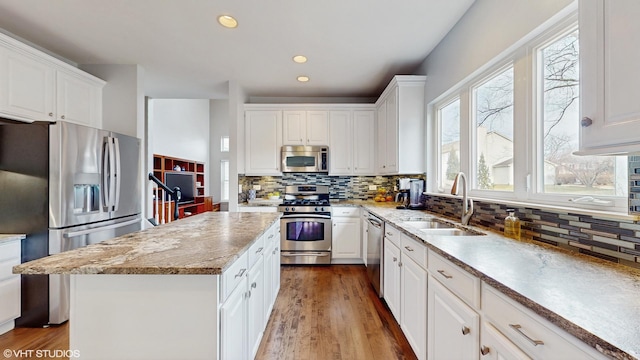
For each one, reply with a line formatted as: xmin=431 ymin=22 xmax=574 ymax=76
xmin=425 ymin=194 xmax=640 ymax=269
xmin=238 ymin=173 xmax=425 ymax=202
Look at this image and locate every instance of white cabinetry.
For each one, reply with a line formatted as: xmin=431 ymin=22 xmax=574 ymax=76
xmin=247 ymin=255 xmax=265 ymax=359
xmin=0 ymin=238 xmax=21 ymax=335
xmin=329 ymin=110 xmax=376 ymax=175
xmin=245 ymin=110 xmax=282 ymax=175
xmin=220 ymin=252 xmax=249 ymax=360
xmin=375 ymin=75 xmax=426 ymax=174
xmin=383 ymin=237 xmax=401 ymax=321
xmin=579 ymin=0 xmax=640 ymax=154
xmin=480 ymin=321 xmax=531 ymax=360
xmin=0 ymin=32 xmax=104 ymax=127
xmin=263 ymin=222 xmax=280 ymax=323
xmin=331 ymin=207 xmax=362 ymax=263
xmin=282 ymin=110 xmax=328 ymax=146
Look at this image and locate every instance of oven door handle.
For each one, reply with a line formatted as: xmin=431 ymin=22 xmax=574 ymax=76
xmin=281 ymin=252 xmax=330 ymax=257
xmin=281 ymin=214 xmax=331 ymax=220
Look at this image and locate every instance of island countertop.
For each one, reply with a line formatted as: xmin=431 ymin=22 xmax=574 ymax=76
xmin=13 ymin=212 xmax=280 ymax=275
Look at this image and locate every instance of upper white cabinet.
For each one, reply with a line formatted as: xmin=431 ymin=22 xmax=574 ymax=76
xmin=282 ymin=110 xmax=328 ymax=146
xmin=579 ymin=0 xmax=640 ymax=154
xmin=245 ymin=110 xmax=283 ymax=176
xmin=0 ymin=32 xmax=104 ymax=127
xmin=375 ymin=75 xmax=426 ymax=173
xmin=329 ymin=109 xmax=376 ymax=175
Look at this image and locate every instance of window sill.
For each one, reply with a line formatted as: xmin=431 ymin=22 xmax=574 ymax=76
xmin=425 ymin=192 xmax=639 ymax=221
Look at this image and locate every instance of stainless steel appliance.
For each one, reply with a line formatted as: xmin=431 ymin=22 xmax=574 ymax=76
xmin=366 ymin=213 xmax=384 ymax=297
xmin=395 ymin=177 xmax=412 ymax=209
xmin=281 ymin=145 xmax=329 ymax=173
xmin=0 ymin=120 xmax=141 ymax=326
xmin=408 ymin=179 xmax=426 ymax=210
xmin=278 ymin=185 xmax=332 ymax=264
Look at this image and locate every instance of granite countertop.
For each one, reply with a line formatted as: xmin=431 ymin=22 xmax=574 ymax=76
xmin=0 ymin=234 xmax=25 ymax=244
xmin=363 ymin=204 xmax=640 ymax=360
xmin=13 ymin=212 xmax=280 ymax=275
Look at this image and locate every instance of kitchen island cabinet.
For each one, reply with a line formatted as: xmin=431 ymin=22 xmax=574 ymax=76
xmin=13 ymin=212 xmax=280 ymax=360
xmin=0 ymin=235 xmax=24 ymax=335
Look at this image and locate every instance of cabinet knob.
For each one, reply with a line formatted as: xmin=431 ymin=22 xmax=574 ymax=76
xmin=48 ymin=112 xmax=53 ymax=117
xmin=398 ymin=262 xmax=402 ymax=267
xmin=393 ymin=257 xmax=397 ymax=262
xmin=581 ymin=117 xmax=593 ymax=127
xmin=61 ymin=115 xmax=65 ymax=120
xmin=251 ymin=282 xmax=257 ymax=289
xmin=461 ymin=326 xmax=471 ymax=335
xmin=480 ymin=346 xmax=490 ymax=356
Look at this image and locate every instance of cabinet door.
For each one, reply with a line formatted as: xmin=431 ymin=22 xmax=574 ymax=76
xmin=245 ymin=111 xmax=282 ymax=175
xmin=480 ymin=322 xmax=531 ymax=360
xmin=428 ymin=275 xmax=480 ymax=360
xmin=329 ymin=111 xmax=353 ymax=175
xmin=0 ymin=48 xmax=55 ymax=122
xmin=56 ymin=70 xmax=101 ymax=127
xmin=580 ymin=0 xmax=640 ymax=152
xmin=331 ymin=217 xmax=361 ymax=260
xmin=263 ymin=239 xmax=275 ymax=323
xmin=376 ymin=101 xmax=388 ymax=173
xmin=383 ymin=239 xmax=401 ymax=321
xmin=385 ymin=89 xmax=399 ymax=173
xmin=220 ymin=276 xmax=248 ymax=360
xmin=400 ymin=256 xmax=427 ymax=360
xmin=353 ymin=110 xmax=376 ymax=175
xmin=247 ymin=257 xmax=265 ymax=360
xmin=282 ymin=110 xmax=306 ymax=145
xmin=306 ymin=111 xmax=329 ymax=145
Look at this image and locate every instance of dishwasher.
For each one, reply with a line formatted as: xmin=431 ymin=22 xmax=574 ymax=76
xmin=366 ymin=213 xmax=384 ymax=297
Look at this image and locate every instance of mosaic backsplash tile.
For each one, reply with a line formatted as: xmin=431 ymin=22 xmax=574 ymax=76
xmin=238 ymin=173 xmax=425 ymax=202
xmin=424 ymin=194 xmax=640 ymax=269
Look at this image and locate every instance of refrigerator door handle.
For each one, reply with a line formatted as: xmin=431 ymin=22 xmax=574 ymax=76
xmin=63 ymin=218 xmax=140 ymax=238
xmin=113 ymin=136 xmax=121 ymax=212
xmin=107 ymin=136 xmax=117 ymax=210
xmin=102 ymin=139 xmax=111 ymax=208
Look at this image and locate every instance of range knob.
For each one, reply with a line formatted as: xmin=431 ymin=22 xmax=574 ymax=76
xmin=285 ymin=207 xmax=290 ymax=212
xmin=314 ymin=207 xmax=319 ymax=211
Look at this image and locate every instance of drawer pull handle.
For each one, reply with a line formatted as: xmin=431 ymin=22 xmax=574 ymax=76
xmin=461 ymin=326 xmax=470 ymax=335
xmin=509 ymin=324 xmax=544 ymax=346
xmin=480 ymin=346 xmax=490 ymax=356
xmin=234 ymin=268 xmax=247 ymax=278
xmin=393 ymin=257 xmax=397 ymax=262
xmin=437 ymin=269 xmax=453 ymax=279
xmin=251 ymin=282 xmax=257 ymax=289
xmin=256 ymin=247 xmax=264 ymax=254
xmin=268 ymin=234 xmax=274 ymax=239
xmin=386 ymin=232 xmax=394 ymax=236
xmin=404 ymin=246 xmax=414 ymax=252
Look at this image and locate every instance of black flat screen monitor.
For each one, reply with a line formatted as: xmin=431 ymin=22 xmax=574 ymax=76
xmin=164 ymin=172 xmax=195 ymax=204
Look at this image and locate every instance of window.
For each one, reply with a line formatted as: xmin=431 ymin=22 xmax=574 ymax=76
xmin=537 ymin=29 xmax=627 ymax=198
xmin=438 ymin=98 xmax=461 ymax=191
xmin=221 ymin=160 xmax=229 ymax=201
xmin=221 ymin=136 xmax=229 ymax=152
xmin=432 ymin=13 xmax=628 ymax=211
xmin=473 ymin=66 xmax=514 ymax=192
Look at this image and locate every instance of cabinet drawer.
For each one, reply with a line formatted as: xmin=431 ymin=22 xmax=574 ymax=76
xmin=428 ymin=251 xmax=479 ymax=308
xmin=482 ymin=284 xmax=605 ymax=360
xmin=0 ymin=257 xmax=20 ymax=282
xmin=385 ymin=224 xmax=401 ymax=247
xmin=0 ymin=240 xmax=20 ymax=262
xmin=400 ymin=234 xmax=427 ymax=269
xmin=332 ymin=207 xmax=360 ymax=217
xmin=221 ymin=252 xmax=248 ymax=302
xmin=248 ymin=234 xmax=265 ymax=269
xmin=264 ymin=225 xmax=278 ymax=249
xmin=0 ymin=277 xmax=20 ymax=325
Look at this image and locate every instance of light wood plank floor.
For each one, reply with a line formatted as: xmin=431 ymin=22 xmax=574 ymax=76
xmin=0 ymin=265 xmax=415 ymax=360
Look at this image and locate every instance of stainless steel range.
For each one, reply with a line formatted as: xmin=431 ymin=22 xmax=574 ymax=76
xmin=278 ymin=185 xmax=332 ymax=265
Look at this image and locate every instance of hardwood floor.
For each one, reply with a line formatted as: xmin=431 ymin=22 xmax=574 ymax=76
xmin=256 ymin=265 xmax=416 ymax=360
xmin=0 ymin=265 xmax=415 ymax=360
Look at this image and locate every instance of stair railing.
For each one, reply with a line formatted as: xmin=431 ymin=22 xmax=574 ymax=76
xmin=148 ymin=173 xmax=181 ymax=222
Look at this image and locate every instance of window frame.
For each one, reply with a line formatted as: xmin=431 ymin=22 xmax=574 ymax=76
xmin=430 ymin=11 xmax=628 ymax=212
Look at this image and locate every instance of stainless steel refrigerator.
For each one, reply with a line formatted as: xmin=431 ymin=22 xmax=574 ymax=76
xmin=0 ymin=120 xmax=141 ymax=326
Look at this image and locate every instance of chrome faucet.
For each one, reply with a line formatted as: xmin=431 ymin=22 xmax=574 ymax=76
xmin=451 ymin=172 xmax=474 ymax=225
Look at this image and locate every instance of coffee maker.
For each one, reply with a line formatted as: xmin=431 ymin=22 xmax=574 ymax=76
xmin=407 ymin=179 xmax=426 ymax=210
xmin=395 ymin=178 xmax=411 ymax=209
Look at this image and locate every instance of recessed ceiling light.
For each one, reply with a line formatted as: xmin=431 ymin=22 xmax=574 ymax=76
xmin=217 ymin=15 xmax=238 ymax=28
xmin=292 ymin=55 xmax=308 ymax=64
xmin=297 ymin=76 xmax=310 ymax=82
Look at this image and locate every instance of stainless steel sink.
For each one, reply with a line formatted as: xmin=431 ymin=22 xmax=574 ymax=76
xmin=401 ymin=220 xmax=454 ymax=229
xmin=401 ymin=220 xmax=484 ymax=236
xmin=417 ymin=228 xmax=483 ymax=236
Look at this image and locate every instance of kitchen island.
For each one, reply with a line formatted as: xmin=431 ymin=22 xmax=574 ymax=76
xmin=13 ymin=212 xmax=281 ymax=360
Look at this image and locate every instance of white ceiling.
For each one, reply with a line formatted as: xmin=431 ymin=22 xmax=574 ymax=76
xmin=0 ymin=0 xmax=475 ymax=100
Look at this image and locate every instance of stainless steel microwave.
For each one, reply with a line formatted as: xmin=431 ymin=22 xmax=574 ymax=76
xmin=281 ymin=145 xmax=329 ymax=173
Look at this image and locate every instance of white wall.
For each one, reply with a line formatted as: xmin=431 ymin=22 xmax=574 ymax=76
xmin=416 ymin=0 xmax=575 ymax=105
xmin=149 ymin=99 xmax=210 ymax=192
xmin=209 ymin=99 xmax=229 ymax=205
xmin=229 ymin=81 xmax=248 ymax=212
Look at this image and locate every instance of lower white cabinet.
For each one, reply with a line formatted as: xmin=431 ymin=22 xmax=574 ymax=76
xmin=383 ymin=238 xmax=401 ymax=321
xmin=331 ymin=207 xmax=362 ymax=263
xmin=428 ymin=274 xmax=480 ymax=360
xmin=480 ymin=321 xmax=531 ymax=360
xmin=220 ymin=274 xmax=248 ymax=360
xmin=247 ymin=256 xmax=265 ymax=359
xmin=0 ymin=238 xmax=21 ymax=335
